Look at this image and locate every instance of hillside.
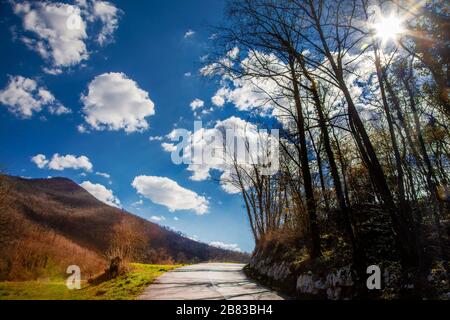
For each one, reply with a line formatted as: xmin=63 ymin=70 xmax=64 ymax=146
xmin=0 ymin=175 xmax=249 ymax=281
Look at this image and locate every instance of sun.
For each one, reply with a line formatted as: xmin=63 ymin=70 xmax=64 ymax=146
xmin=373 ymin=15 xmax=405 ymax=41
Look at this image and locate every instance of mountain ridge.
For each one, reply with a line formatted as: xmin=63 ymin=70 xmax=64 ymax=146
xmin=0 ymin=175 xmax=249 ymax=280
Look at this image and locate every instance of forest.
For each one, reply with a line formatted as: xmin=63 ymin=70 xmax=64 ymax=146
xmin=204 ymin=0 xmax=449 ymax=299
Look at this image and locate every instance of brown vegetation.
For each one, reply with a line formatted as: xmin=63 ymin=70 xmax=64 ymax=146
xmin=0 ymin=175 xmax=248 ymax=281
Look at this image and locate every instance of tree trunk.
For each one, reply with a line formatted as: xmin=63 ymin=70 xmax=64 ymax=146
xmin=289 ymin=58 xmax=321 ymax=258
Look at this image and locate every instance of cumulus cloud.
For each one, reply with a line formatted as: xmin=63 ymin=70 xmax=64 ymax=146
xmin=81 ymin=72 xmax=155 ymax=133
xmin=163 ymin=116 xmax=278 ymax=193
xmin=90 ymin=1 xmax=120 ymax=45
xmin=80 ymin=181 xmax=120 ymax=207
xmin=31 ymin=154 xmax=49 ymax=169
xmin=13 ymin=1 xmax=88 ymax=72
xmin=31 ymin=153 xmax=93 ymax=171
xmin=184 ymin=29 xmax=195 ymax=38
xmin=211 ymin=87 xmax=228 ymax=107
xmin=12 ymin=1 xmax=120 ymax=73
xmin=0 ymin=76 xmax=69 ymax=118
xmin=209 ymin=241 xmax=242 ymax=252
xmin=202 ymin=51 xmax=289 ymax=116
xmin=131 ymin=175 xmax=209 ymax=215
xmin=189 ymin=98 xmax=204 ymax=111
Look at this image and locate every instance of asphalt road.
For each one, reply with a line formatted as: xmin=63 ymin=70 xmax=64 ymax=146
xmin=137 ymin=263 xmax=285 ymax=300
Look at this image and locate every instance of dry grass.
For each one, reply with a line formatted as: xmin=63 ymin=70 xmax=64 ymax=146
xmin=0 ymin=263 xmax=182 ymax=300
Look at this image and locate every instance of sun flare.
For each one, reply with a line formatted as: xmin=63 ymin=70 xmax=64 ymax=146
xmin=373 ymin=15 xmax=405 ymax=41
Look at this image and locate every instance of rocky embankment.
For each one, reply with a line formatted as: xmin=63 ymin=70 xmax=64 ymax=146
xmin=245 ymin=248 xmax=356 ymax=299
xmin=245 ymin=246 xmax=450 ymax=299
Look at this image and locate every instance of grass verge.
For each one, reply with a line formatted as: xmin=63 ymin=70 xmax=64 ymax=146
xmin=0 ymin=263 xmax=181 ymax=300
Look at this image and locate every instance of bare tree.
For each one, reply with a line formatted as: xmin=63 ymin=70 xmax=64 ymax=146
xmin=206 ymin=0 xmax=450 ymax=296
xmin=106 ymin=218 xmax=147 ymax=265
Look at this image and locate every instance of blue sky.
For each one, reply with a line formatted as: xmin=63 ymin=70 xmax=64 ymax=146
xmin=0 ymin=0 xmax=255 ymax=252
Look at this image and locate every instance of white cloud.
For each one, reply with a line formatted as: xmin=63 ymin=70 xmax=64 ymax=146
xmin=200 ymin=63 xmax=220 ymax=77
xmin=163 ymin=116 xmax=276 ymax=193
xmin=207 ymin=49 xmax=385 ymax=125
xmin=211 ymin=95 xmax=225 ymax=107
xmin=42 ymin=67 xmax=63 ymax=75
xmin=77 ymin=124 xmax=87 ymax=133
xmin=12 ymin=1 xmax=120 ymax=72
xmin=95 ymin=171 xmax=110 ymax=178
xmin=149 ymin=135 xmax=163 ymax=141
xmin=31 ymin=154 xmax=49 ymax=169
xmin=161 ymin=142 xmax=177 ymax=152
xmin=184 ymin=72 xmax=192 ymax=77
xmin=209 ymin=241 xmax=242 ymax=252
xmin=150 ymin=215 xmax=165 ymax=222
xmin=31 ymin=153 xmax=93 ymax=171
xmin=203 ymin=51 xmax=288 ymax=115
xmin=131 ymin=175 xmax=209 ymax=215
xmin=220 ymin=76 xmax=277 ymax=113
xmin=184 ymin=29 xmax=195 ymax=39
xmin=201 ymin=107 xmax=213 ymax=115
xmin=81 ymin=72 xmax=155 ymax=133
xmin=91 ymin=1 xmax=120 ymax=45
xmin=80 ymin=181 xmax=120 ymax=207
xmin=226 ymin=47 xmax=239 ymax=59
xmin=48 ymin=104 xmax=71 ymax=115
xmin=211 ymin=87 xmax=228 ymax=107
xmin=166 ymin=128 xmax=191 ymax=140
xmin=0 ymin=76 xmax=69 ymax=118
xmin=131 ymin=199 xmax=143 ymax=207
xmin=13 ymin=1 xmax=88 ymax=70
xmin=190 ymin=98 xmax=204 ymax=111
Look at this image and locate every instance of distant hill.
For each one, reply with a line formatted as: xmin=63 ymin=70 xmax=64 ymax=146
xmin=0 ymin=175 xmax=249 ymax=281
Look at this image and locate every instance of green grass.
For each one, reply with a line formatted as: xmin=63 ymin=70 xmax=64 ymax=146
xmin=0 ymin=263 xmax=182 ymax=300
